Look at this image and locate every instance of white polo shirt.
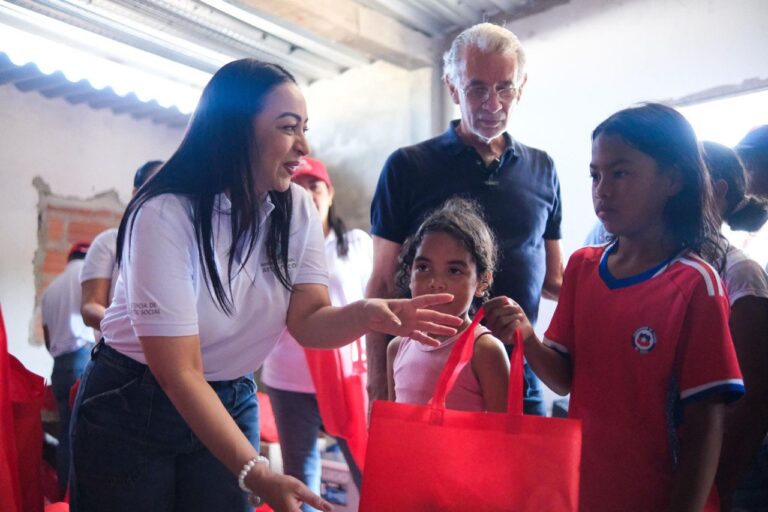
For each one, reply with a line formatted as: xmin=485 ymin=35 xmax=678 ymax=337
xmin=79 ymin=227 xmax=119 ymax=339
xmin=100 ymin=184 xmax=328 ymax=381
xmin=262 ymin=228 xmax=373 ymax=392
xmin=722 ymin=245 xmax=768 ymax=306
xmin=41 ymin=259 xmax=95 ymax=357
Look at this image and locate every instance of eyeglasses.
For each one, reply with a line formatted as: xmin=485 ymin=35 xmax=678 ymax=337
xmin=462 ymin=84 xmax=518 ymax=103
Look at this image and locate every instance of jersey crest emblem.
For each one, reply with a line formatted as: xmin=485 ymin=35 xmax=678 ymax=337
xmin=632 ymin=326 xmax=657 ymax=353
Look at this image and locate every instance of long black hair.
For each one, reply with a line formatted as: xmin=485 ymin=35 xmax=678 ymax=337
xmin=592 ymin=103 xmax=725 ymax=265
xmin=327 ymin=203 xmax=349 ymax=257
xmin=117 ymin=59 xmax=297 ymax=314
xmin=395 ymin=198 xmax=497 ymax=315
xmin=702 ymin=141 xmax=768 ymax=232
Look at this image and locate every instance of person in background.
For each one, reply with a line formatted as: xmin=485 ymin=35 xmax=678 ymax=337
xmin=80 ymin=160 xmax=163 ymax=338
xmin=584 ymin=220 xmax=610 ymax=246
xmin=261 ymin=156 xmax=372 ymax=510
xmin=486 ymin=104 xmax=744 ymax=511
xmin=731 ymin=125 xmax=768 ymax=270
xmin=367 ymin=22 xmax=563 ymax=415
xmin=387 ymin=198 xmax=510 ymax=413
xmin=69 ymin=59 xmax=460 ymax=512
xmin=41 ymin=241 xmax=94 ymax=498
xmin=701 ymin=141 xmax=768 ymax=511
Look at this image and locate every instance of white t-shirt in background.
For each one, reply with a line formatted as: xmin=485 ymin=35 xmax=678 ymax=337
xmin=79 ymin=227 xmax=119 ymax=339
xmin=721 ymin=245 xmax=768 ymax=306
xmin=724 ymin=224 xmax=768 ymax=272
xmin=41 ymin=259 xmax=95 ymax=357
xmin=100 ymin=184 xmax=328 ymax=381
xmin=262 ymin=228 xmax=373 ymax=393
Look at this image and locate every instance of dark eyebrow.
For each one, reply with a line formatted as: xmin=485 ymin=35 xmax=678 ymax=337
xmin=276 ymin=112 xmax=303 ymax=122
xmin=447 ymin=260 xmax=470 ymax=267
xmin=466 ymin=79 xmax=514 ymax=87
xmin=590 ymin=157 xmax=632 ymax=169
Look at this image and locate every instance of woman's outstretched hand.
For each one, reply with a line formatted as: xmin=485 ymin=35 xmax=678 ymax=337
xmin=252 ymin=471 xmax=333 ymax=512
xmin=362 ymin=293 xmax=463 ymax=346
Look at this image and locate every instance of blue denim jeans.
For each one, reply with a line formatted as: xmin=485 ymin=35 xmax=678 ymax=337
xmin=51 ymin=344 xmax=92 ymax=498
xmin=70 ymin=341 xmax=259 ymax=512
xmin=265 ymin=386 xmax=362 ymax=512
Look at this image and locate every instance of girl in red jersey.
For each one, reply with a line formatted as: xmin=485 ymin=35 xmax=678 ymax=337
xmin=485 ymin=103 xmax=744 ymax=512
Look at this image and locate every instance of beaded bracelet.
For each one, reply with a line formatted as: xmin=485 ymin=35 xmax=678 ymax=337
xmin=237 ymin=455 xmax=270 ymax=506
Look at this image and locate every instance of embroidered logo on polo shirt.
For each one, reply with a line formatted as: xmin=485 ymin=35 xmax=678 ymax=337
xmin=632 ymin=326 xmax=657 ymax=353
xmin=131 ymin=301 xmax=160 ymax=316
xmin=260 ymin=258 xmax=298 ymax=274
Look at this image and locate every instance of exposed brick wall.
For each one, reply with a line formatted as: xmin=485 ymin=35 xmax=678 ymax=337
xmin=31 ymin=178 xmax=124 ymax=345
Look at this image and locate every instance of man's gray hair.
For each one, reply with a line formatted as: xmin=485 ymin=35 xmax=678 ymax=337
xmin=443 ymin=23 xmax=526 ymax=86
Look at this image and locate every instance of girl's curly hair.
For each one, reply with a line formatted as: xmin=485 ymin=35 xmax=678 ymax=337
xmin=395 ymin=197 xmax=498 ymax=315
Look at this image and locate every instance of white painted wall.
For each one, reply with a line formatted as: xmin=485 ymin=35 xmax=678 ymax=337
xmin=304 ymin=61 xmax=434 ymax=230
xmin=0 ymin=85 xmax=183 ymax=378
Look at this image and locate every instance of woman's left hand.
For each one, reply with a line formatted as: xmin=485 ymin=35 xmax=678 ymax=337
xmin=362 ymin=293 xmax=463 ymax=346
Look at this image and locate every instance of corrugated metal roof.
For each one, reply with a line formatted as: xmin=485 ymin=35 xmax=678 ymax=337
xmin=0 ymin=51 xmax=190 ymax=128
xmin=0 ymin=0 xmax=567 ymax=125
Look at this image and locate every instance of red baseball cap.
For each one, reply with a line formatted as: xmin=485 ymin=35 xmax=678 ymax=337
xmin=67 ymin=242 xmax=90 ymax=260
xmin=292 ymin=157 xmax=332 ymax=187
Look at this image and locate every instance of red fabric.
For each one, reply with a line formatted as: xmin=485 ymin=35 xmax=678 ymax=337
xmin=305 ymin=339 xmax=368 ymax=470
xmin=256 ymin=391 xmax=279 ymax=443
xmin=546 ymin=247 xmax=741 ymax=510
xmin=68 ymin=379 xmax=80 ymax=410
xmin=41 ymin=460 xmax=60 ymax=504
xmin=0 ymin=306 xmax=22 ymax=512
xmin=42 ymin=385 xmax=57 ymax=416
xmin=9 ymin=354 xmax=45 ymax=512
xmin=359 ymin=310 xmax=582 ymax=511
xmin=44 ymin=503 xmax=69 ymax=512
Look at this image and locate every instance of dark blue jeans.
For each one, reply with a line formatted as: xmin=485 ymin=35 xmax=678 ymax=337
xmin=265 ymin=386 xmax=362 ymax=512
xmin=732 ymin=440 xmax=768 ymax=511
xmin=51 ymin=344 xmax=92 ymax=498
xmin=70 ymin=341 xmax=259 ymax=512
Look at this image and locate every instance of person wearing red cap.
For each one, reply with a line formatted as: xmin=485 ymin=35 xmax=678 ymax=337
xmin=40 ymin=241 xmax=94 ymax=499
xmin=262 ymin=157 xmax=371 ymax=509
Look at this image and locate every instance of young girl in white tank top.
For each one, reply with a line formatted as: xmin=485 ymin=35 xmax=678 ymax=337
xmin=386 ymin=198 xmax=510 ymax=412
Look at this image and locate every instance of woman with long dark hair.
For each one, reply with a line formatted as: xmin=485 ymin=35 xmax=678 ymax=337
xmin=69 ymin=59 xmax=460 ymax=512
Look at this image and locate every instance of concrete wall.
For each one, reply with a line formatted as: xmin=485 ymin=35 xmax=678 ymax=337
xmin=303 ymin=61 xmax=434 ymax=230
xmin=0 ymin=85 xmax=183 ymax=377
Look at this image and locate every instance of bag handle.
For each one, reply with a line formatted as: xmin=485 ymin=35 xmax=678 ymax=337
xmin=428 ymin=307 xmax=525 ymax=416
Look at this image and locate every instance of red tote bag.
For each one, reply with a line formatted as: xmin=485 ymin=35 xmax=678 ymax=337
xmin=359 ymin=309 xmax=582 ymax=511
xmin=305 ymin=338 xmax=368 ymax=470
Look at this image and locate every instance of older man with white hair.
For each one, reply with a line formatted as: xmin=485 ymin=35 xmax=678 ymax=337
xmin=367 ymin=23 xmax=564 ymax=415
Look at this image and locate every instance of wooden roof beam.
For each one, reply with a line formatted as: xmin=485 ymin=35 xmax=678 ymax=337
xmin=238 ymin=0 xmax=435 ymax=69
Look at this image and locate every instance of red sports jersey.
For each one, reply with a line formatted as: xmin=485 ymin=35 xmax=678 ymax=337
xmin=545 ymin=244 xmax=744 ymax=512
